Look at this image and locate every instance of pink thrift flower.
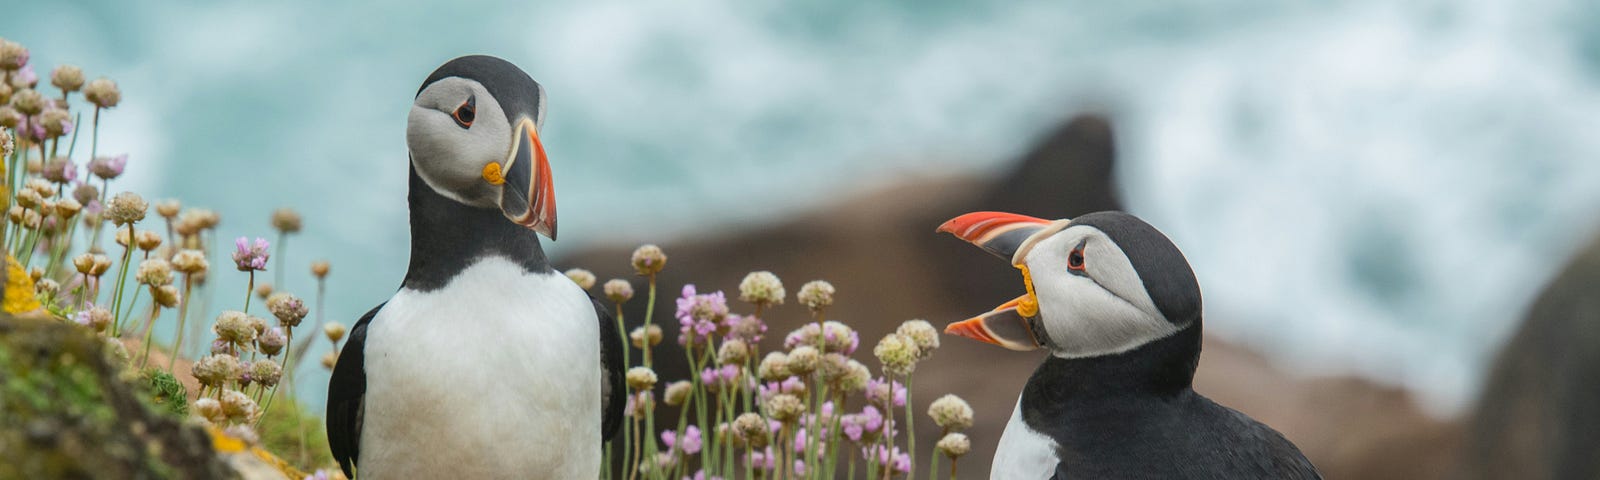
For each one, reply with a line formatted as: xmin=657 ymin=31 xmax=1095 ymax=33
xmin=675 ymin=284 xmax=728 ymax=347
xmin=724 ymin=313 xmax=767 ymax=344
xmin=14 ymin=64 xmax=37 ymax=86
xmin=43 ymin=157 xmax=76 ymax=184
xmin=867 ymin=377 xmax=906 ymax=408
xmin=89 ymin=154 xmax=128 ymax=180
xmin=870 ymin=445 xmax=912 ymax=475
xmin=746 ymin=447 xmax=776 ymax=470
xmin=232 ymin=237 xmax=271 ymax=271
xmin=663 ymin=426 xmax=703 ymax=456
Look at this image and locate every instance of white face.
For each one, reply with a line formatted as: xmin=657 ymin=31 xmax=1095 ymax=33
xmin=407 ymin=77 xmax=514 ymax=208
xmin=1021 ymin=225 xmax=1186 ymax=358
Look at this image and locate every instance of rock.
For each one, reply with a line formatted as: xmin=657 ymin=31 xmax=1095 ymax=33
xmin=1458 ymin=232 xmax=1600 ymax=479
xmin=558 ymin=114 xmax=1454 ymax=477
xmin=0 ymin=313 xmax=236 ymax=479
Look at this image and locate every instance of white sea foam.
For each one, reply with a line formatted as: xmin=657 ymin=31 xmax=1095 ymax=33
xmin=6 ymin=0 xmax=1598 ymax=414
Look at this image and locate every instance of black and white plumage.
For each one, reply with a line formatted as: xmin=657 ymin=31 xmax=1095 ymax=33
xmin=326 ymin=55 xmax=624 ymax=479
xmin=939 ymin=211 xmax=1320 ymax=479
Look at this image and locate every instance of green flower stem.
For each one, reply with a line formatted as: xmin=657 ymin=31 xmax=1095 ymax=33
xmin=121 ymin=288 xmax=145 ymax=335
xmin=108 ymin=224 xmax=135 ymax=336
xmin=90 ymin=107 xmax=100 ymax=161
xmin=693 ymin=348 xmax=714 ymax=478
xmin=677 ymin=346 xmax=701 ymax=479
xmin=721 ymin=387 xmax=736 ymax=477
xmin=824 ymin=392 xmax=846 ymax=477
xmin=643 ymin=275 xmax=657 ymax=367
xmin=273 ymin=232 xmax=286 ymax=290
xmin=243 ymin=271 xmax=255 ymax=314
xmin=138 ymin=296 xmax=160 ymax=368
xmin=777 ymin=423 xmax=791 ymax=480
xmin=904 ymin=374 xmax=915 ymax=479
xmin=628 ymin=417 xmax=643 ymax=480
xmin=168 ymin=276 xmax=193 ymax=371
xmin=18 ymin=225 xmax=41 ymax=267
xmin=44 ymin=210 xmax=82 ymax=279
xmin=621 ymin=395 xmax=634 ymax=480
xmin=283 ymin=278 xmax=326 ymax=391
xmin=256 ymin=328 xmax=293 ymax=426
xmin=612 ymin=300 xmax=633 ymax=480
xmin=807 ymin=383 xmax=830 ymax=479
xmin=603 ymin=443 xmax=613 ymax=480
xmin=65 ymin=111 xmax=81 ymax=158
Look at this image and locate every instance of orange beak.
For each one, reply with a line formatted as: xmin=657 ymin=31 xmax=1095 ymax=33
xmin=499 ymin=118 xmax=558 ymax=240
xmin=936 ymin=211 xmax=1054 ymax=265
xmin=944 ymin=294 xmax=1044 ymax=351
xmin=939 ymin=211 xmax=1066 ymax=350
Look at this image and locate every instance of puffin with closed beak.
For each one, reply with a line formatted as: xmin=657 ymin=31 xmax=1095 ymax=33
xmin=327 ymin=55 xmax=624 ymax=479
xmin=938 ymin=211 xmax=1320 ymax=479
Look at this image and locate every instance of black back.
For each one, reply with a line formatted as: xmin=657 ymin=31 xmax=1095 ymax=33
xmin=592 ymin=297 xmax=626 ymax=441
xmin=1022 ymin=323 xmax=1320 ymax=479
xmin=327 ymin=303 xmax=383 ymax=478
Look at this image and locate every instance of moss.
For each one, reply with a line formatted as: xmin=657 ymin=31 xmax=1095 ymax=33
xmin=0 ymin=314 xmax=236 ymax=479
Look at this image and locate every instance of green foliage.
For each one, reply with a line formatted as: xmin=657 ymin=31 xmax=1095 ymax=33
xmin=142 ymin=368 xmax=188 ymax=417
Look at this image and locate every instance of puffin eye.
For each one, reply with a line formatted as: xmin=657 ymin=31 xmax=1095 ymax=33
xmin=1067 ymin=242 xmax=1087 ymax=272
xmin=452 ymin=95 xmax=476 ymax=128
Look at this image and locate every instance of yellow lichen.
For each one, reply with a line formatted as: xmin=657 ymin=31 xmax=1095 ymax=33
xmin=3 ymin=255 xmax=41 ymax=314
xmin=206 ymin=424 xmax=310 ymax=478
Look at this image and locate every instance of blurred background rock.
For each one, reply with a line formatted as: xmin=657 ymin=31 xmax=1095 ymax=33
xmin=6 ymin=0 xmax=1600 ymax=477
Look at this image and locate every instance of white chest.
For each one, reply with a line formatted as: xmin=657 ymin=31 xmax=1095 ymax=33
xmin=993 ymin=394 xmax=1060 ymax=480
xmin=359 ymin=258 xmax=602 ymax=479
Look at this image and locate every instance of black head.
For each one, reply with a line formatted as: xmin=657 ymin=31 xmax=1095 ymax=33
xmin=407 ymin=55 xmax=557 ymax=239
xmin=940 ymin=210 xmax=1202 ymax=357
xmin=1066 ymin=211 xmax=1202 ymax=326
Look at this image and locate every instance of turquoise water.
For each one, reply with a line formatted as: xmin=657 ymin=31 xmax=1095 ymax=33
xmin=6 ymin=0 xmax=1600 ymax=415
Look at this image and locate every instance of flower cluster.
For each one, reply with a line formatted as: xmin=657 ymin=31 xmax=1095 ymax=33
xmin=2 ymin=39 xmax=343 ymax=472
xmin=232 ymin=236 xmax=270 ymax=271
xmin=675 ymin=285 xmax=729 ymax=349
xmin=584 ymin=243 xmax=971 ymax=480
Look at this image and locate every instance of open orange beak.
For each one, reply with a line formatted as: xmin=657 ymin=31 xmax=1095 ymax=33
xmin=937 ymin=211 xmax=1068 ymax=350
xmin=944 ymin=294 xmax=1043 ymax=351
xmin=498 ymin=118 xmax=557 ymax=240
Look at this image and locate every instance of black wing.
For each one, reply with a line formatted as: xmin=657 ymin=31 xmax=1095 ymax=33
xmin=327 ymin=303 xmax=384 ymax=478
xmin=594 ymin=296 xmax=625 ymax=442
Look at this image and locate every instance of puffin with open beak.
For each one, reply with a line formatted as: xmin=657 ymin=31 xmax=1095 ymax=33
xmin=939 ymin=211 xmax=1320 ymax=479
xmin=327 ymin=55 xmax=624 ymax=479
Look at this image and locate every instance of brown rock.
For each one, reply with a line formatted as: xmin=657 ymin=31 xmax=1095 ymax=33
xmin=1458 ymin=232 xmax=1600 ymax=480
xmin=561 ymin=114 xmax=1455 ymax=478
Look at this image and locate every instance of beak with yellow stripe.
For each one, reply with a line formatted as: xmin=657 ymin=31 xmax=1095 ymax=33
xmin=487 ymin=117 xmax=557 ymax=239
xmin=936 ymin=211 xmax=1070 ymax=351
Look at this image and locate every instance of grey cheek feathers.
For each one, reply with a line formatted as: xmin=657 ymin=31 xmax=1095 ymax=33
xmin=1027 ymin=228 xmax=1186 ymax=358
xmin=407 ymin=109 xmax=477 ymax=206
xmin=407 ymin=80 xmax=515 ymax=209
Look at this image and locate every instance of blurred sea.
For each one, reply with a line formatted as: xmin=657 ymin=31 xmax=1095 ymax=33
xmin=6 ymin=0 xmax=1600 ymax=414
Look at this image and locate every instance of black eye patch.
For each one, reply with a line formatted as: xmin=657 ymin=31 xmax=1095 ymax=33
xmin=1067 ymin=239 xmax=1089 ymax=277
xmin=452 ymin=94 xmax=476 ymax=128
